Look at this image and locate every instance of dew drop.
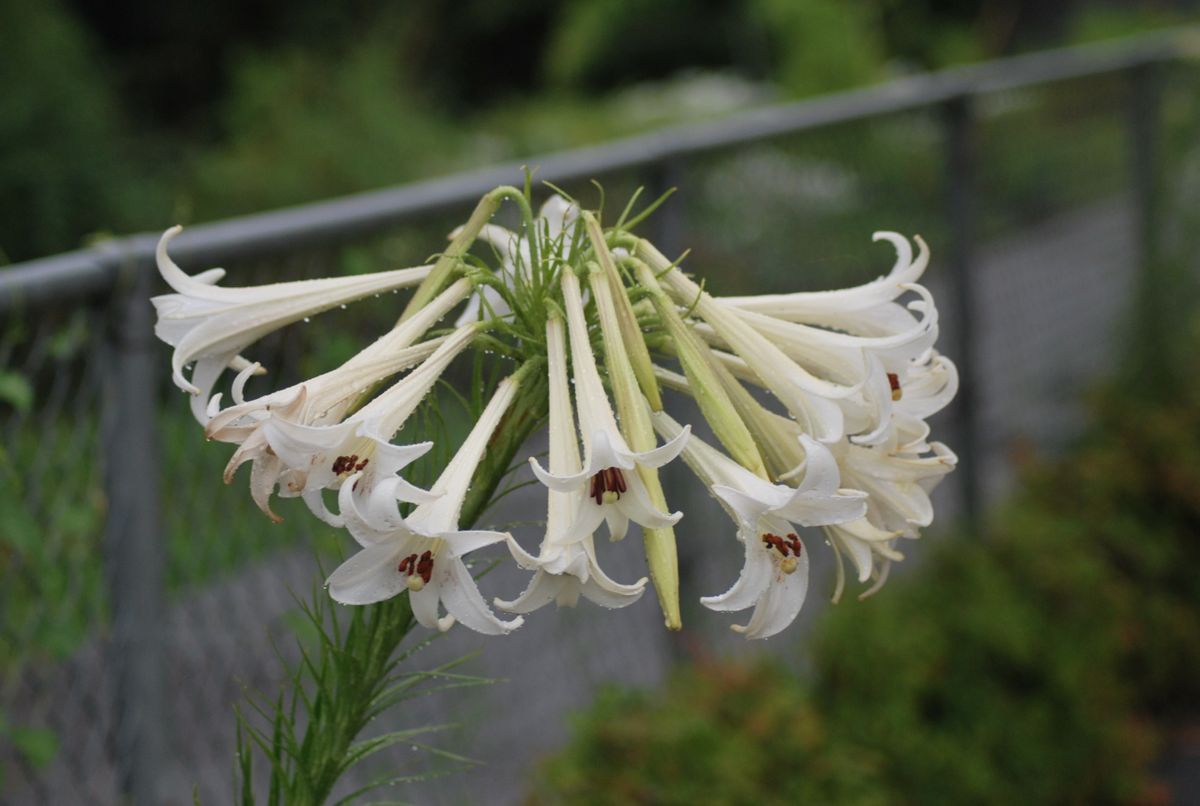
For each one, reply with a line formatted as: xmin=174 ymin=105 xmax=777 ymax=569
xmin=303 ymin=317 xmax=311 ymax=323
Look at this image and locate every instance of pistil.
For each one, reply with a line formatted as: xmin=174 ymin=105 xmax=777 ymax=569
xmin=398 ymin=549 xmax=435 ymax=591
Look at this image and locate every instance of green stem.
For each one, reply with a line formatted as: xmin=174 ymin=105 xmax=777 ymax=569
xmin=242 ymin=366 xmax=547 ymax=806
xmin=301 ymin=597 xmax=416 ymax=804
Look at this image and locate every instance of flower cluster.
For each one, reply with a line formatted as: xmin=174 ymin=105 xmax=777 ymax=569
xmin=154 ymin=185 xmax=956 ymax=639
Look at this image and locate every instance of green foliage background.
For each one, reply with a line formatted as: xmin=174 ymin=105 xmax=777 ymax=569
xmin=2 ymin=0 xmax=1197 ymax=263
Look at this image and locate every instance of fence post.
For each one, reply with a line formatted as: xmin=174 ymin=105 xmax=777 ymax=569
xmin=1126 ymin=62 xmax=1167 ymax=390
xmin=103 ymin=248 xmax=167 ymax=804
xmin=649 ymin=157 xmax=688 ymax=259
xmin=941 ymin=95 xmax=983 ymax=536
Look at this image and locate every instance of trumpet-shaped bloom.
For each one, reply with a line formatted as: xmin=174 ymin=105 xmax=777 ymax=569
xmin=653 ymin=412 xmax=866 ymax=639
xmin=326 ymin=374 xmax=528 ymax=634
xmin=497 ymin=315 xmax=646 ymax=613
xmin=691 ymin=234 xmax=950 ymax=447
xmin=721 ymin=232 xmax=931 ymax=336
xmin=153 ymin=226 xmax=433 ymax=422
xmin=454 ymin=196 xmax=580 ymax=325
xmin=529 ymin=270 xmax=688 ymax=542
xmin=212 ymin=338 xmax=441 ymax=522
xmin=660 ymin=267 xmax=856 ymax=443
xmin=205 ymin=277 xmax=471 ymax=439
xmin=834 ymin=435 xmax=957 ymax=537
xmin=205 ymin=280 xmax=473 ymax=522
xmin=824 ymin=516 xmax=904 ymax=602
xmin=260 ymin=323 xmax=479 ymax=525
xmin=837 ymin=342 xmax=956 ymax=448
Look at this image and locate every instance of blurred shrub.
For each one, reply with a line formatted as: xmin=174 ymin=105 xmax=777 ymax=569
xmin=1017 ymin=365 xmax=1200 ymax=711
xmin=185 ymin=31 xmax=467 ymax=222
xmin=531 ymin=661 xmax=887 ymax=805
xmin=0 ymin=0 xmax=161 ymax=261
xmin=813 ymin=526 xmax=1154 ymax=804
xmin=749 ymin=0 xmax=884 ymax=97
xmin=542 ymin=0 xmax=882 ymax=97
xmin=530 ymin=343 xmax=1200 ymax=802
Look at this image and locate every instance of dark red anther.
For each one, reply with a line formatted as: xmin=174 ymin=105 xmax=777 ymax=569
xmin=763 ymin=533 xmax=802 ymax=557
xmin=398 ymin=554 xmax=417 ymax=574
xmin=416 ymin=550 xmax=434 ymax=584
xmin=887 ymin=372 xmax=902 ymax=401
xmin=333 ymin=454 xmax=361 ymax=474
xmin=356 ymin=458 xmax=370 ymax=471
xmin=589 ymin=468 xmax=628 ymax=505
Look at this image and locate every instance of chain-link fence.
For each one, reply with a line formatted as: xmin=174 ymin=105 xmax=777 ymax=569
xmin=1 ymin=29 xmax=1196 ymax=805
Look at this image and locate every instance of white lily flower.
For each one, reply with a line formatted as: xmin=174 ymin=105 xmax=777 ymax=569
xmin=326 ymin=373 xmax=528 ymax=634
xmin=721 ymin=232 xmax=931 ymax=335
xmin=259 ymin=323 xmax=479 ymax=526
xmin=653 ymin=411 xmax=866 ymax=639
xmin=153 ymin=225 xmax=433 ymax=422
xmin=529 ymin=270 xmax=688 ymax=542
xmin=837 ymin=342 xmax=956 ymax=448
xmin=212 ymin=337 xmax=441 ymax=522
xmin=205 ymin=279 xmax=473 ymax=521
xmin=454 ymin=195 xmax=580 ymax=325
xmin=833 ymin=435 xmax=958 ymax=537
xmin=206 ymin=277 xmax=472 ymax=439
xmin=496 ymin=315 xmax=646 ymax=613
xmin=824 ymin=516 xmax=905 ymax=603
xmin=659 ymin=266 xmax=856 ymax=443
xmin=693 ymin=235 xmax=949 ymax=447
xmin=890 ymin=349 xmax=959 ymax=430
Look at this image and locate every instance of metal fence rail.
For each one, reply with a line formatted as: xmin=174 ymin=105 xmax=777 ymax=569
xmin=1 ymin=28 xmax=1194 ymax=307
xmin=1 ymin=27 xmax=1196 ymax=804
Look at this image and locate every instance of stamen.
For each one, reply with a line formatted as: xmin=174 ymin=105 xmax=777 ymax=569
xmin=416 ymin=550 xmax=434 ymax=584
xmin=761 ymin=532 xmax=804 ymax=560
xmin=332 ymin=454 xmax=362 ymax=475
xmin=887 ymin=372 xmax=902 ymax=401
xmin=398 ymin=551 xmax=435 ymax=591
xmin=590 ymin=468 xmax=628 ymax=505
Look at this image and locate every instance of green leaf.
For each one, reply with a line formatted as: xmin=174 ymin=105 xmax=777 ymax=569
xmin=11 ymin=725 xmax=58 ymax=768
xmin=0 ymin=371 xmax=33 ymax=413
